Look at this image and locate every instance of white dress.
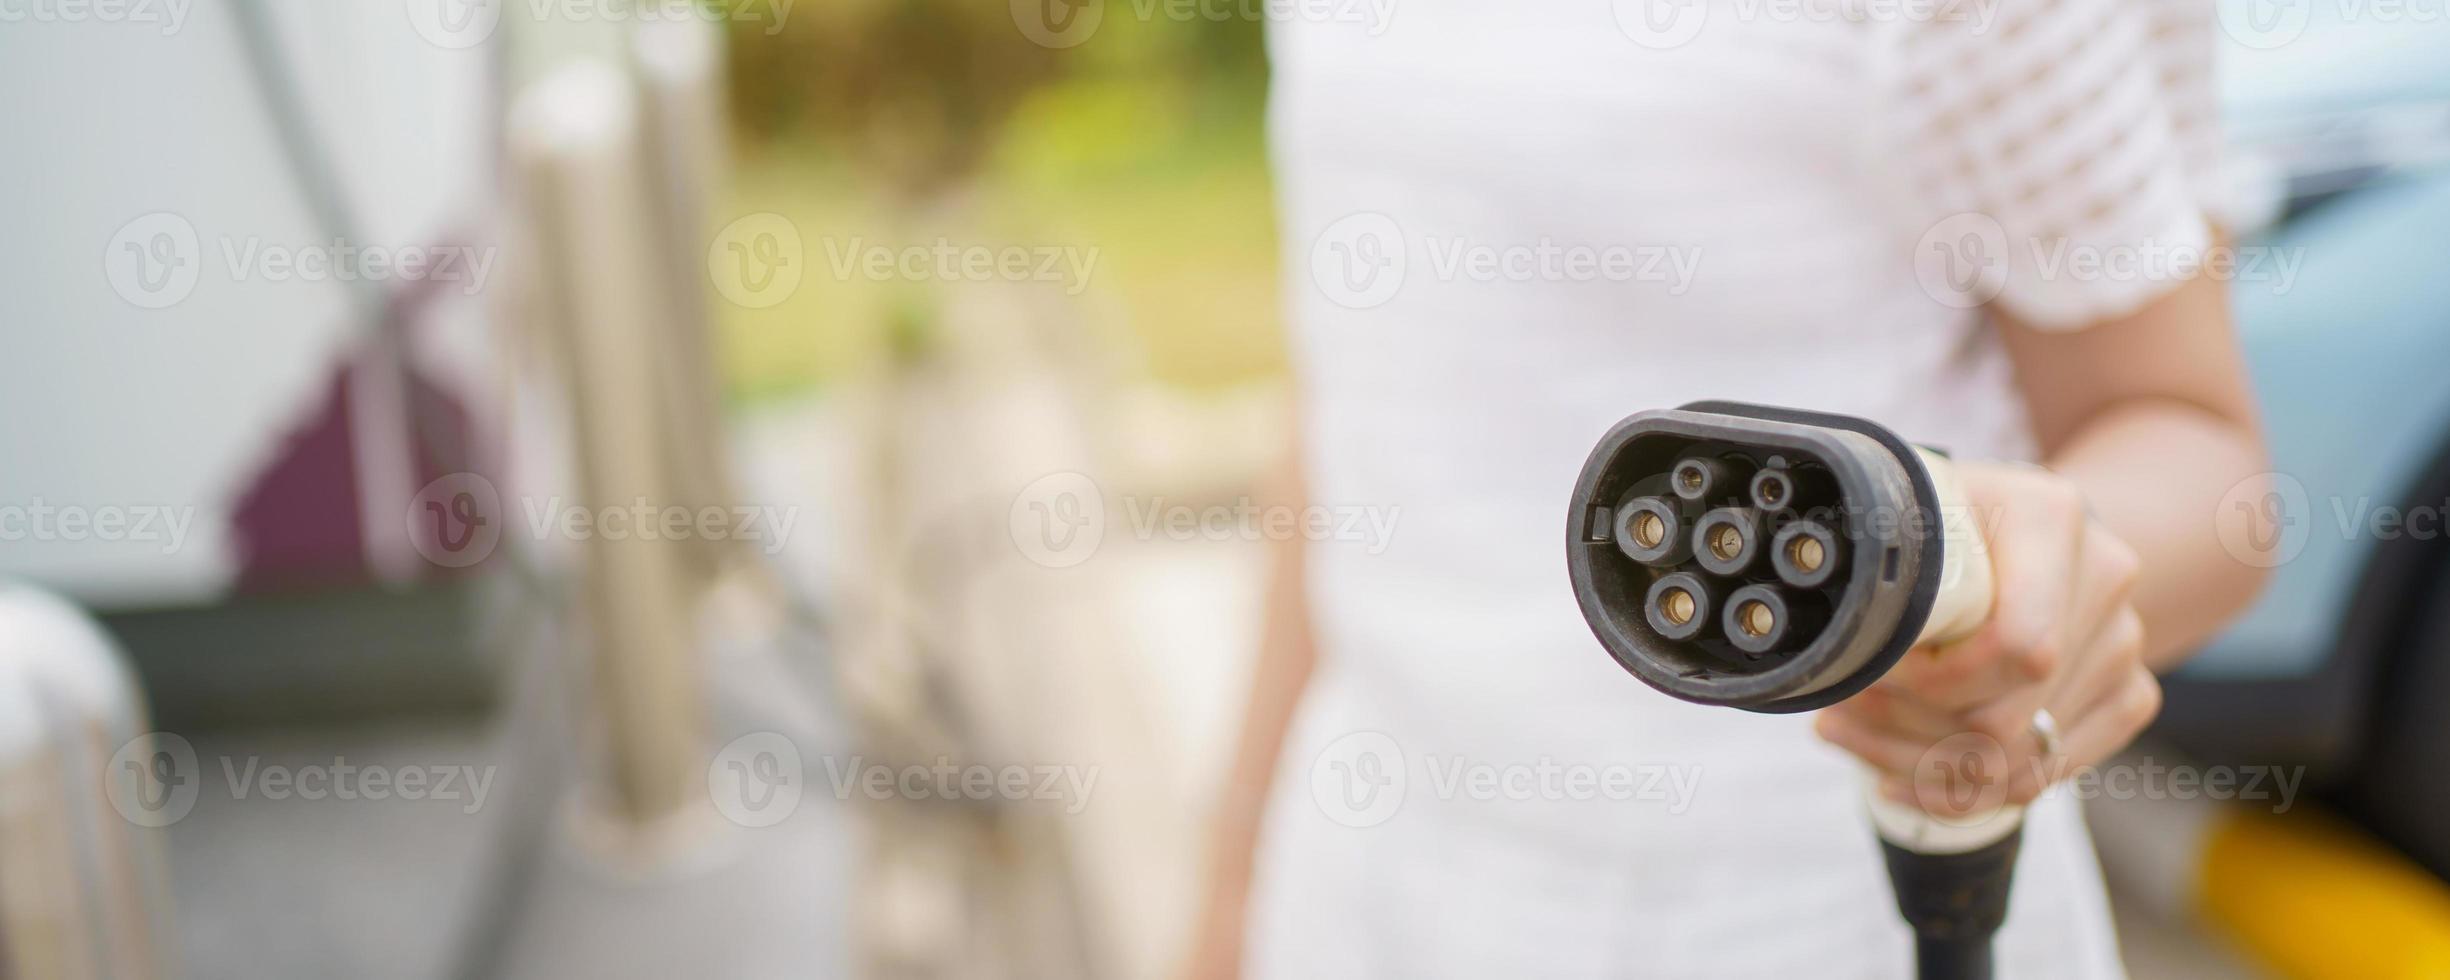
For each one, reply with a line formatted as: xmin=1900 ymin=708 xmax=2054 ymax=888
xmin=1249 ymin=2 xmax=2229 ymax=977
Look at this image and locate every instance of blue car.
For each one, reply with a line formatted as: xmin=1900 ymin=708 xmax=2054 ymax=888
xmin=2160 ymin=2 xmax=2450 ymax=881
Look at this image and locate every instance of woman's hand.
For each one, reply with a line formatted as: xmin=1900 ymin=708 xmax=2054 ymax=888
xmin=1813 ymin=460 xmax=2163 ymax=816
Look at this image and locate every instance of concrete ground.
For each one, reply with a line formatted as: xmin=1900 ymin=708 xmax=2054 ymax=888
xmin=165 ymin=650 xmax=853 ymax=980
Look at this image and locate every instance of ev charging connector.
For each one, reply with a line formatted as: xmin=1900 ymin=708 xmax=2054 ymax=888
xmin=1566 ymin=401 xmax=2015 ymax=980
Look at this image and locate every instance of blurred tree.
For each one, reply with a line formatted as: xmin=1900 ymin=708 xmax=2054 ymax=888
xmin=725 ymin=0 xmax=1266 ymax=194
xmin=715 ymin=0 xmax=1283 ymax=395
xmin=727 ymin=0 xmax=1056 ymax=199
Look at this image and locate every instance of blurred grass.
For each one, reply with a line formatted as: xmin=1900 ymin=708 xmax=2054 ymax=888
xmin=713 ymin=0 xmax=1283 ymax=405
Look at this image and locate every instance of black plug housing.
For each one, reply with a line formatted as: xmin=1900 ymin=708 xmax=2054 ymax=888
xmin=1567 ymin=401 xmax=1951 ymax=713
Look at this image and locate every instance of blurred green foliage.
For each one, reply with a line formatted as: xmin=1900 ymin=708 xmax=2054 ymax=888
xmin=716 ymin=0 xmax=1283 ymax=400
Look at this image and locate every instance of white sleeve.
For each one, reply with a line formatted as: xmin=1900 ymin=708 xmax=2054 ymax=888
xmin=1876 ymin=0 xmax=2229 ymax=329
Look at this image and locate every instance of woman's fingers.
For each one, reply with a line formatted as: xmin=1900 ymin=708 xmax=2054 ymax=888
xmin=1816 ymin=677 xmax=1982 ymax=787
xmin=1962 ymin=596 xmax=2142 ymax=750
xmin=2043 ymin=523 xmax=2143 ymax=702
xmin=1829 ymin=603 xmax=2153 ymax=806
xmin=1817 ymin=681 xmax=1959 ymax=742
xmin=1992 ymin=610 xmax=2151 ymax=804
xmin=2049 ymin=604 xmax=2146 ymax=726
xmin=2004 ymin=665 xmax=2162 ymax=805
xmin=1883 ymin=469 xmax=2092 ymax=711
xmin=1815 ymin=709 xmax=1929 ymax=778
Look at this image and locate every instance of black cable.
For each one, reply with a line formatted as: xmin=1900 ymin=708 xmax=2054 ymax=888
xmin=1879 ymin=829 xmax=2023 ymax=980
xmin=1912 ymin=935 xmax=1993 ymax=980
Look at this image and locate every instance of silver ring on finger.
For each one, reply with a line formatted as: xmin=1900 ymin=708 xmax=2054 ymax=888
xmin=2029 ymin=708 xmax=2065 ymax=760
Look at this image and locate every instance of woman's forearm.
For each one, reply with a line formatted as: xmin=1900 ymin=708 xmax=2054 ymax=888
xmin=2001 ymin=270 xmax=2274 ymax=671
xmin=1183 ymin=451 xmax=1318 ymax=979
xmin=2044 ymin=398 xmax=2272 ymax=669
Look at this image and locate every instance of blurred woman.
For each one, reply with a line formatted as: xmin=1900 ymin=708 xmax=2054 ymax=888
xmin=1190 ymin=1 xmax=2271 ymax=976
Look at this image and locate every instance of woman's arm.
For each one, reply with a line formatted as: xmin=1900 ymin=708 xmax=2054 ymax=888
xmin=1817 ymin=271 xmax=2275 ymax=807
xmin=1182 ymin=438 xmax=1319 ymax=980
xmin=2000 ymin=269 xmax=2271 ymax=667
